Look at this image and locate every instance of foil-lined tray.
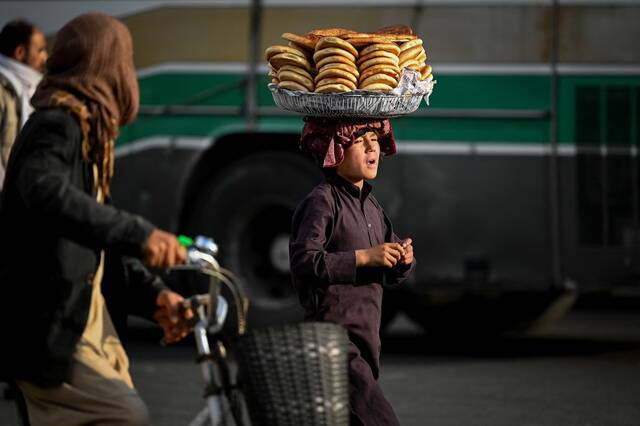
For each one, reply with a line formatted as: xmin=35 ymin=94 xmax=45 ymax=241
xmin=269 ymin=69 xmax=435 ymax=118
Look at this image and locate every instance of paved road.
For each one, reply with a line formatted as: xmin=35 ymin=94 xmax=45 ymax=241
xmin=2 ymin=309 xmax=640 ymax=425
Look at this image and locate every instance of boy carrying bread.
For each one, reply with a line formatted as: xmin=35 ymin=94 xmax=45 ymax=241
xmin=290 ymin=117 xmax=415 ymax=426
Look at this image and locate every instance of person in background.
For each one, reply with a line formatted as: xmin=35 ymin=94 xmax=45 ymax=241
xmin=0 ymin=19 xmax=47 ymax=189
xmin=290 ymin=117 xmax=416 ymax=426
xmin=0 ymin=13 xmax=191 ymax=425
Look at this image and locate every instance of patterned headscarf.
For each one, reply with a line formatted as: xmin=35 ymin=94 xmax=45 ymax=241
xmin=300 ymin=117 xmax=397 ymax=168
xmin=31 ymin=13 xmax=139 ymax=197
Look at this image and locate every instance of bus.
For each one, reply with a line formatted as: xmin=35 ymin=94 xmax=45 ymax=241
xmin=6 ymin=0 xmax=640 ymax=332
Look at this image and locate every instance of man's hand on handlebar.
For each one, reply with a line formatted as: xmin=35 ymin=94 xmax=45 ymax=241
xmin=153 ymin=290 xmax=194 ymax=344
xmin=144 ymin=229 xmax=187 ymax=268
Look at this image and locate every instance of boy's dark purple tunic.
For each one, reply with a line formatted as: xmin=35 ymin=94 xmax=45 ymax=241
xmin=290 ymin=173 xmax=415 ymax=425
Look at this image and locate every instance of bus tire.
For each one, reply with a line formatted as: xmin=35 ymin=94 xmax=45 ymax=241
xmin=185 ymin=151 xmax=322 ymax=327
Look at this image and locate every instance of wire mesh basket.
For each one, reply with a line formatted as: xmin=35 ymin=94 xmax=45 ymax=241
xmin=236 ymin=322 xmax=349 ymax=426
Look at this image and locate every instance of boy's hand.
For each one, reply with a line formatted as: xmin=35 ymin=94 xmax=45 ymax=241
xmin=144 ymin=229 xmax=187 ymax=268
xmin=399 ymin=238 xmax=414 ymax=265
xmin=356 ymin=243 xmax=404 ymax=268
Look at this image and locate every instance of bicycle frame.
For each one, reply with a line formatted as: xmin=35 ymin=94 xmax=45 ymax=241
xmin=190 ymin=294 xmax=229 ymax=426
xmin=171 ymin=249 xmax=249 ymax=426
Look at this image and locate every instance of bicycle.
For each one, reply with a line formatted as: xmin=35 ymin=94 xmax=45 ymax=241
xmin=177 ymin=236 xmax=351 ymax=426
xmin=173 ymin=236 xmax=250 ymax=426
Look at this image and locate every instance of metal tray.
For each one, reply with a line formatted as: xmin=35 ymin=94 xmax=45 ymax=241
xmin=269 ymin=70 xmax=435 ymax=118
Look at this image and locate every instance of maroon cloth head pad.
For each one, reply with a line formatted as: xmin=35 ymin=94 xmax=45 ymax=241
xmin=300 ymin=117 xmax=397 ymax=167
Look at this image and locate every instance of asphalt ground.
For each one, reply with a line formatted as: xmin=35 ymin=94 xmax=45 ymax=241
xmin=2 ymin=308 xmax=640 ymax=426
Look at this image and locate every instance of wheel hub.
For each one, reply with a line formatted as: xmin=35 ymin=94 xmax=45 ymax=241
xmin=269 ymin=233 xmax=291 ymax=274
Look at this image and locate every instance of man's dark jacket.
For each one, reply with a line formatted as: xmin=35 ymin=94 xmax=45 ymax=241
xmin=0 ymin=108 xmax=166 ymax=385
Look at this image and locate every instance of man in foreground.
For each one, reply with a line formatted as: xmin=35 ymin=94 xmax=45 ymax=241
xmin=0 ymin=13 xmax=192 ymax=425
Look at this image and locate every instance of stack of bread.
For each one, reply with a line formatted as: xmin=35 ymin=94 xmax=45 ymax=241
xmin=265 ymin=44 xmax=314 ymax=92
xmin=313 ymin=37 xmax=359 ymax=93
xmin=265 ymin=25 xmax=432 ymax=93
xmin=355 ymin=42 xmax=400 ymax=92
xmin=398 ymin=39 xmax=431 ymax=82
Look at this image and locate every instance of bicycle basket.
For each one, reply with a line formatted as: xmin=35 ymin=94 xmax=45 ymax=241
xmin=236 ymin=322 xmax=349 ymax=426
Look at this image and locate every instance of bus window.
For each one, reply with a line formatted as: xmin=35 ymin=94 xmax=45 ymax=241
xmin=605 ymin=87 xmax=633 ymax=246
xmin=576 ymin=86 xmax=604 ymax=246
xmin=576 ymin=85 xmax=637 ymax=247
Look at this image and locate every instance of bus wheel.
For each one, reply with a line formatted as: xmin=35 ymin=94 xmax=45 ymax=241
xmin=185 ymin=151 xmax=322 ymax=327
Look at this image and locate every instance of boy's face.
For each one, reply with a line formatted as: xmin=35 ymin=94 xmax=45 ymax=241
xmin=336 ymin=131 xmax=380 ymax=184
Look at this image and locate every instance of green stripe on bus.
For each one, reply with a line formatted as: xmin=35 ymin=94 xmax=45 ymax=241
xmin=137 ymin=73 xmax=552 ymax=110
xmin=117 ymin=70 xmax=640 ymax=148
xmin=120 ymin=115 xmax=551 ymax=145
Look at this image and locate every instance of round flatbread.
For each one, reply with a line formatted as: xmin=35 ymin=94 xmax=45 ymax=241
xmin=281 ymin=32 xmax=316 ymax=51
xmin=358 ymin=73 xmax=398 ymax=89
xmin=315 ymin=83 xmax=352 ymax=93
xmin=316 ymin=77 xmax=357 ymax=91
xmin=398 ymin=45 xmax=424 ymax=63
xmin=269 ymin=52 xmax=312 ymax=71
xmin=346 ymin=37 xmax=397 ymax=47
xmin=357 ymin=50 xmax=399 ymax=66
xmin=359 ymin=56 xmax=399 ymax=71
xmin=415 ymin=50 xmax=427 ymax=64
xmin=345 ymin=32 xmax=416 ymax=43
xmin=318 ymin=62 xmax=360 ymax=77
xmin=271 ymin=78 xmax=279 ymax=84
xmin=287 ymin=42 xmax=313 ymax=57
xmin=360 ymin=43 xmax=401 ymax=57
xmin=374 ymin=25 xmax=414 ymax=37
xmin=278 ymin=65 xmax=313 ymax=80
xmin=399 ymin=39 xmax=423 ymax=52
xmin=315 ymin=36 xmax=358 ymax=57
xmin=315 ymin=54 xmax=356 ymax=69
xmin=286 ymin=42 xmax=314 ymax=61
xmin=265 ymin=45 xmax=306 ymax=60
xmin=399 ymin=59 xmax=422 ymax=70
xmin=420 ymin=64 xmax=433 ymax=80
xmin=313 ymin=47 xmax=357 ymax=64
xmin=315 ymin=68 xmax=358 ymax=84
xmin=359 ymin=64 xmax=400 ymax=81
xmin=278 ymin=70 xmax=315 ymax=91
xmin=278 ymin=80 xmax=309 ymax=92
xmin=360 ymin=82 xmax=394 ymax=92
xmin=309 ymin=28 xmax=357 ymax=38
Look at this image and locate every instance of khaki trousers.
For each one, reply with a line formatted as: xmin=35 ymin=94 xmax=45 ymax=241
xmin=17 ymin=251 xmax=150 ymax=426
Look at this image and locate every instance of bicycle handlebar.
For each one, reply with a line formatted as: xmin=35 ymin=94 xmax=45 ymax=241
xmin=169 ymin=235 xmax=249 ymax=336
